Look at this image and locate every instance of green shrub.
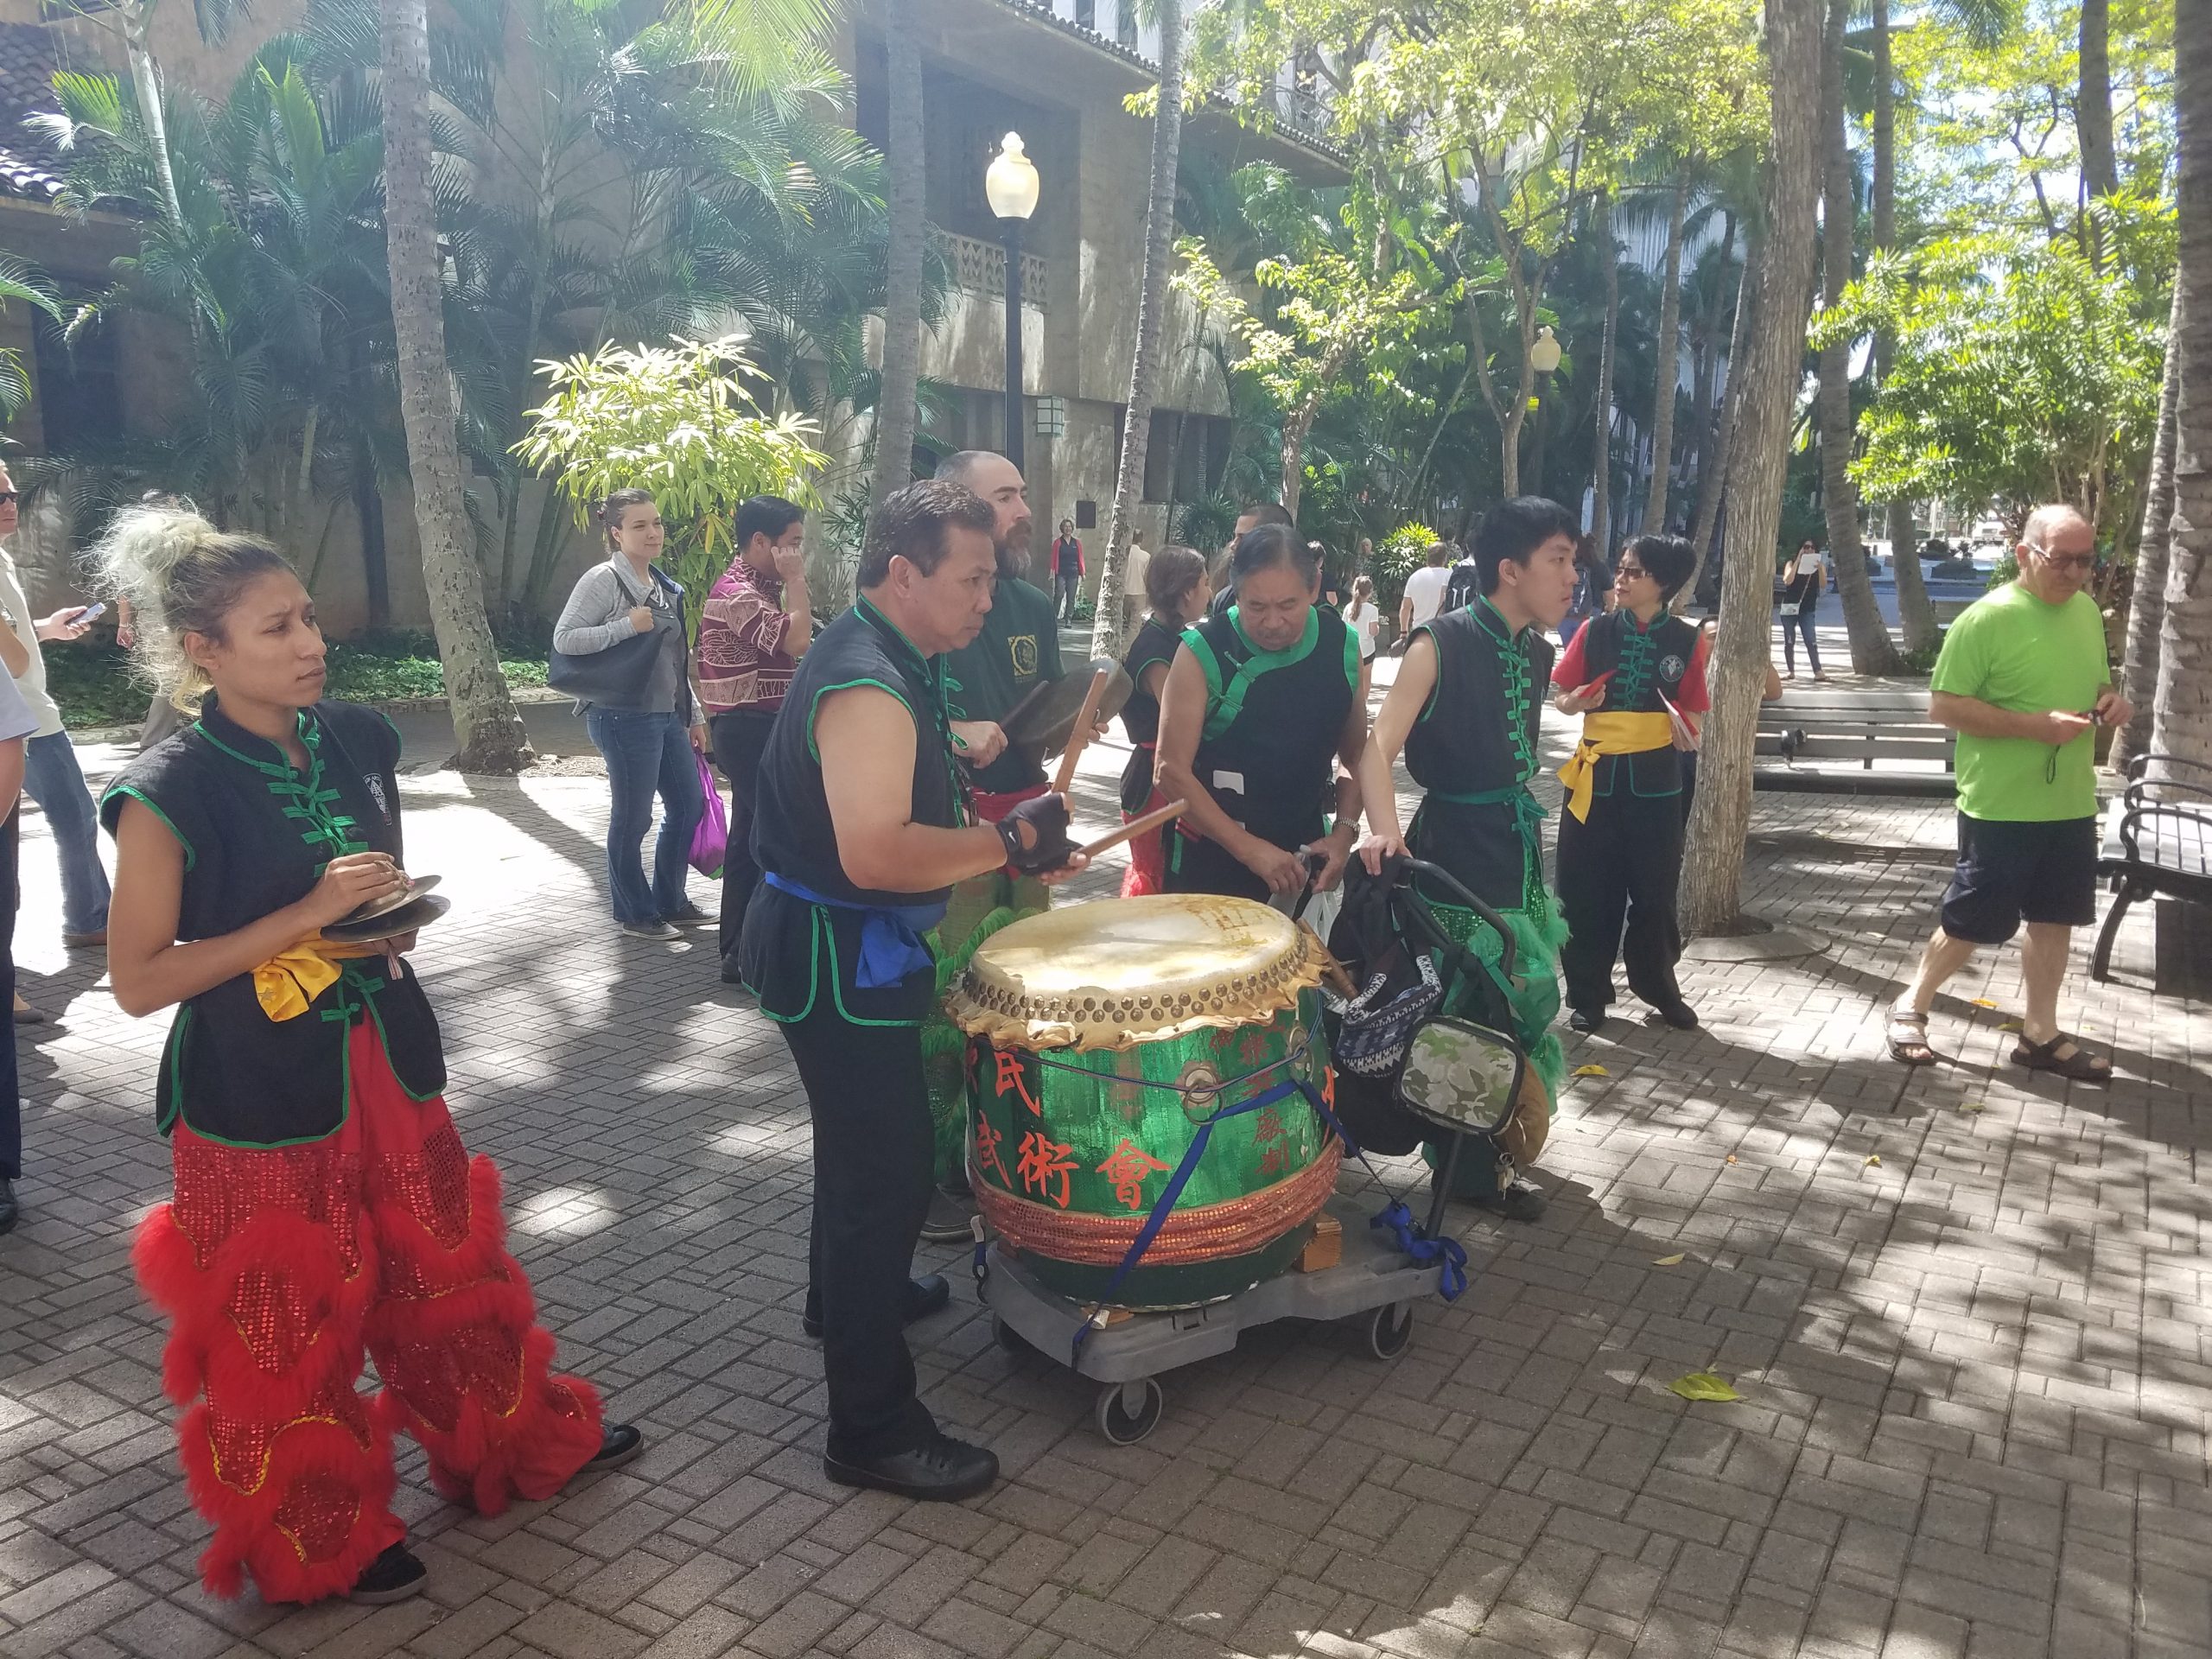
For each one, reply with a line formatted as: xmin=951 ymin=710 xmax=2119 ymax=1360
xmin=1370 ymin=522 xmax=1441 ymax=613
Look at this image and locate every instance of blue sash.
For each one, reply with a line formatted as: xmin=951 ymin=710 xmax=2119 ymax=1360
xmin=761 ymin=873 xmax=947 ymax=989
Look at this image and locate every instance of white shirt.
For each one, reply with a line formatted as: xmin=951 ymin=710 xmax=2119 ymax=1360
xmin=1122 ymin=542 xmax=1151 ymax=613
xmin=0 ymin=548 xmax=66 ymax=738
xmin=1402 ymin=564 xmax=1451 ymax=630
xmin=1344 ymin=601 xmax=1381 ymax=659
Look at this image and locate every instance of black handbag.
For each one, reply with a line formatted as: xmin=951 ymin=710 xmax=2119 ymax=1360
xmin=547 ymin=625 xmax=667 ymax=702
xmin=548 ymin=565 xmax=683 ymax=702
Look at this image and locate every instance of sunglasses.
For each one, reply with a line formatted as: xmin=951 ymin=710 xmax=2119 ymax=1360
xmin=1616 ymin=563 xmax=1649 ymax=580
xmin=0 ymin=492 xmax=18 ymax=505
xmin=2028 ymin=544 xmax=2096 ymax=572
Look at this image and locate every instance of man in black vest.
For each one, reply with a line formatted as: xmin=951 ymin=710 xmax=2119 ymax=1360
xmin=738 ymin=481 xmax=1085 ymax=1501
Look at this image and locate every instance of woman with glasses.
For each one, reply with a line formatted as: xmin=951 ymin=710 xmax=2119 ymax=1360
xmin=1552 ymin=535 xmax=1710 ymax=1034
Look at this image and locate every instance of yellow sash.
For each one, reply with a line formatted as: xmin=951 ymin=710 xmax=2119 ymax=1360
xmin=254 ymin=941 xmax=383 ymax=1021
xmin=1558 ymin=712 xmax=1675 ymax=823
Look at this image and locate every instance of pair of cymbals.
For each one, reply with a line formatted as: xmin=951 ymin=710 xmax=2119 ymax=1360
xmin=322 ymin=874 xmax=450 ymax=944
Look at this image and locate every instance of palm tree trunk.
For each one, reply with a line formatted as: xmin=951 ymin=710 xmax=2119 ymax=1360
xmin=1640 ymin=170 xmax=1691 ymax=534
xmin=121 ymin=3 xmax=184 ymax=229
xmin=2149 ymin=0 xmax=2210 ymax=766
xmin=1592 ymin=190 xmax=1620 ymax=554
xmin=1094 ymin=0 xmax=1183 ymax=664
xmin=2079 ymin=0 xmax=2119 ymax=202
xmin=868 ymin=17 xmax=925 ymax=511
xmin=1681 ymin=213 xmax=1732 ymax=535
xmin=378 ymin=0 xmax=530 ymax=772
xmin=1680 ymin=0 xmax=1824 ymax=936
xmin=1872 ymin=0 xmax=1939 ymax=655
xmin=1816 ymin=0 xmax=1903 ymax=676
xmin=1688 ymin=239 xmax=1756 ymax=590
xmin=2117 ymin=285 xmax=2183 ymax=773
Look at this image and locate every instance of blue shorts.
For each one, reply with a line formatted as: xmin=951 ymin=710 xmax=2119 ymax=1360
xmin=1939 ymin=814 xmax=2097 ymax=944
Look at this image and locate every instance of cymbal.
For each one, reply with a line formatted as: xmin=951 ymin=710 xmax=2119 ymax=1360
xmin=322 ymin=892 xmax=451 ymax=945
xmin=340 ymin=873 xmax=441 ymax=926
xmin=1003 ymin=659 xmax=1133 ymax=756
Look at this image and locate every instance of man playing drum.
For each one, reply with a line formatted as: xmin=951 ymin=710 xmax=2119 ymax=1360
xmin=1156 ymin=525 xmax=1369 ymax=906
xmin=737 ymin=481 xmax=1085 ymax=1502
xmin=1354 ymin=496 xmax=1581 ymax=1223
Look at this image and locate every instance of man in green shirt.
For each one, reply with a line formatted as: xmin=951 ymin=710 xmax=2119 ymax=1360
xmin=935 ymin=451 xmax=1065 ymax=810
xmin=1888 ymin=505 xmax=2131 ymax=1083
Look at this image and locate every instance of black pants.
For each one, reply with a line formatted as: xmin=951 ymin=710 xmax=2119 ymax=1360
xmin=781 ymin=999 xmax=937 ymax=1460
xmin=710 ymin=709 xmax=778 ymax=966
xmin=1 ymin=810 xmax=19 ymax=1181
xmin=1557 ymin=786 xmax=1686 ymax=1014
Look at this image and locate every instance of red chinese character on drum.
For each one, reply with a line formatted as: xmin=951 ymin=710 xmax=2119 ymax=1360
xmin=973 ymin=1114 xmax=1010 ymax=1187
xmin=993 ymin=1051 xmax=1042 ymax=1116
xmin=1254 ymin=1105 xmax=1289 ymax=1179
xmin=1095 ymin=1139 xmax=1170 ymax=1211
xmin=1015 ymin=1130 xmax=1080 ymax=1208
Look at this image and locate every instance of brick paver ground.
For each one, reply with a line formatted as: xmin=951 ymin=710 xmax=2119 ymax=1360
xmin=2 ymin=677 xmax=2206 ymax=1659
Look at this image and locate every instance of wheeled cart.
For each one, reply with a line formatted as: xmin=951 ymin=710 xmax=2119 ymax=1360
xmin=979 ymin=1190 xmax=1444 ymax=1445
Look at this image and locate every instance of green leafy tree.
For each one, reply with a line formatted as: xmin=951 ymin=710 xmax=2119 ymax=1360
xmin=512 ymin=336 xmax=829 ymax=632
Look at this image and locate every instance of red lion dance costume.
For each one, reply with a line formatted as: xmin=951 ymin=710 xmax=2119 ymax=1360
xmin=104 ymin=699 xmax=606 ymax=1603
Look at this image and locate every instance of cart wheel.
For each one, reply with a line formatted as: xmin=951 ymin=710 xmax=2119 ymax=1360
xmin=1366 ymin=1301 xmax=1414 ymax=1361
xmin=1094 ymin=1378 xmax=1165 ymax=1445
xmin=992 ymin=1314 xmax=1030 ymax=1356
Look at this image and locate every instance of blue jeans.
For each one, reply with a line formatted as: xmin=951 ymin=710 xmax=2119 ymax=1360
xmin=1780 ymin=605 xmax=1821 ymax=676
xmin=23 ymin=731 xmax=110 ymax=937
xmin=585 ymin=709 xmax=705 ymax=925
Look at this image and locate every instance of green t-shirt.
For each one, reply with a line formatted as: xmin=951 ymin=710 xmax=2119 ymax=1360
xmin=1929 ymin=582 xmax=2109 ymax=822
xmin=945 ymin=575 xmax=1063 ymax=793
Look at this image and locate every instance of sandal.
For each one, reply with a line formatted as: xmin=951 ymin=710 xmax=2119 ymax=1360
xmin=1886 ymin=1007 xmax=1936 ymax=1065
xmin=2011 ymin=1033 xmax=2112 ymax=1084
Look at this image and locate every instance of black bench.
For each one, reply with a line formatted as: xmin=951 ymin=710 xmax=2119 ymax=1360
xmin=2090 ymin=755 xmax=2212 ymax=982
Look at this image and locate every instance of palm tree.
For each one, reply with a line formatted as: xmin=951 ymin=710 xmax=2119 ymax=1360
xmin=1681 ymin=0 xmax=1825 ymax=936
xmin=1639 ymin=168 xmax=1691 ymax=534
xmin=2149 ymin=0 xmax=2209 ymax=766
xmin=1816 ymin=0 xmax=1904 ymax=677
xmin=1870 ymin=0 xmax=1937 ymax=655
xmin=868 ymin=12 xmax=923 ymax=511
xmin=378 ymin=0 xmax=531 ymax=771
xmin=1590 ymin=189 xmax=1620 ymax=555
xmin=1093 ymin=0 xmax=1185 ymax=664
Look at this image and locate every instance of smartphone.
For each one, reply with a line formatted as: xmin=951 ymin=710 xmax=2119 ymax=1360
xmin=74 ymin=602 xmax=106 ymax=625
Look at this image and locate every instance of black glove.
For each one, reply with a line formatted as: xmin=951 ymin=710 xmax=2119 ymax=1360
xmin=996 ymin=792 xmax=1077 ymax=874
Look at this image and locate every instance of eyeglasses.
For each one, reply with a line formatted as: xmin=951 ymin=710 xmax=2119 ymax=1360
xmin=1616 ymin=563 xmax=1649 ymax=581
xmin=0 ymin=492 xmax=18 ymax=505
xmin=2028 ymin=543 xmax=2096 ymax=572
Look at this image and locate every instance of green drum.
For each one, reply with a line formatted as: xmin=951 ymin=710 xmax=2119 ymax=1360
xmin=920 ymin=869 xmax=1044 ymax=1184
xmin=948 ymin=894 xmax=1342 ymax=1308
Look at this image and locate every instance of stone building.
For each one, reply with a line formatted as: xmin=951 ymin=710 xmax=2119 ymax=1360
xmin=0 ymin=0 xmax=1342 ymax=626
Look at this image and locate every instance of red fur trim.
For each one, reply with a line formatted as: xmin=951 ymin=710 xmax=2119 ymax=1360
xmin=137 ymin=1203 xmax=377 ymax=1418
xmin=374 ymin=1325 xmax=603 ymax=1516
xmin=175 ymin=1401 xmax=403 ymax=1604
xmin=367 ymin=1155 xmax=540 ymax=1338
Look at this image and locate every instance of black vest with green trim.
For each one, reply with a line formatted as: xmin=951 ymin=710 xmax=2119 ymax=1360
xmin=741 ymin=597 xmax=968 ymax=1025
xmin=1178 ymin=603 xmax=1357 ymax=857
xmin=1402 ymin=601 xmax=1555 ymax=914
xmin=1577 ymin=608 xmax=1700 ymax=799
xmin=98 ymin=697 xmax=446 ymax=1146
xmin=1116 ymin=614 xmax=1182 ymax=814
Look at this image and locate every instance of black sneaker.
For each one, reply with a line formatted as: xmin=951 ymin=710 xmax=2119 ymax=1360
xmin=665 ymin=902 xmax=711 ymax=925
xmin=348 ymin=1544 xmax=428 ymax=1605
xmin=585 ymin=1423 xmax=645 ymax=1471
xmin=823 ymin=1433 xmax=998 ymax=1503
xmin=803 ymin=1274 xmax=950 ymax=1340
xmin=1654 ymin=1000 xmax=1700 ymax=1030
xmin=1568 ymin=1007 xmax=1605 ymax=1034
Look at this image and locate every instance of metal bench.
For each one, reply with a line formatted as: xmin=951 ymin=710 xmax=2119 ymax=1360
xmin=2091 ymin=755 xmax=2212 ymax=982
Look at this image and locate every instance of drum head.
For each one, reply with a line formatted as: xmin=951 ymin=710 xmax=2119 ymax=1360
xmin=1002 ymin=659 xmax=1133 ymax=756
xmin=946 ymin=893 xmax=1332 ymax=1051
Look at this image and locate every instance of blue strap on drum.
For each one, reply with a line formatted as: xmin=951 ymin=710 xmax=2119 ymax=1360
xmin=1052 ymin=1046 xmax=1468 ymax=1368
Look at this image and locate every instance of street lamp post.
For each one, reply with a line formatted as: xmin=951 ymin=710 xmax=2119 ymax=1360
xmin=986 ymin=132 xmax=1040 ymax=469
xmin=1526 ymin=324 xmax=1563 ymax=497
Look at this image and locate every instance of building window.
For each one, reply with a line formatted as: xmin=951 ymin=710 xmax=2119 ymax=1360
xmin=1116 ymin=4 xmax=1138 ymax=48
xmin=29 ymin=308 xmax=122 ymax=457
xmin=1074 ymin=1 xmax=1096 ymax=29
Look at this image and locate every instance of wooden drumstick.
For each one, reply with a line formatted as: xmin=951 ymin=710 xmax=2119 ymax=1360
xmin=1074 ymin=799 xmax=1185 ymax=861
xmin=1052 ymin=667 xmax=1113 ymax=798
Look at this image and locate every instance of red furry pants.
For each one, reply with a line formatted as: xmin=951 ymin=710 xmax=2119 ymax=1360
xmin=135 ymin=1023 xmax=605 ymax=1605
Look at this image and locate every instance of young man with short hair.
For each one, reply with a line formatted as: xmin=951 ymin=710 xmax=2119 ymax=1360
xmin=1888 ymin=504 xmax=2128 ymax=1082
xmin=1356 ymin=497 xmax=1582 ymax=1222
xmin=696 ymin=494 xmax=812 ymax=978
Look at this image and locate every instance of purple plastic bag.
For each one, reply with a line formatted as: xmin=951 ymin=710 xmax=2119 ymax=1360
xmin=690 ymin=751 xmax=728 ymax=878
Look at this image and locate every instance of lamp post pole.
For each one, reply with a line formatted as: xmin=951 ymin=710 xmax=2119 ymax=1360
xmin=1527 ymin=324 xmax=1563 ymax=500
xmin=987 ymin=132 xmax=1040 ymax=469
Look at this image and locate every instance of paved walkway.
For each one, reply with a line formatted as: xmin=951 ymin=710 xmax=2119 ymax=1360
xmin=3 ymin=702 xmax=2207 ymax=1659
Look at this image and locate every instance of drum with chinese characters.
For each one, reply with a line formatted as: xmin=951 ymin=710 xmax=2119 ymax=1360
xmin=947 ymin=893 xmax=1341 ymax=1308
